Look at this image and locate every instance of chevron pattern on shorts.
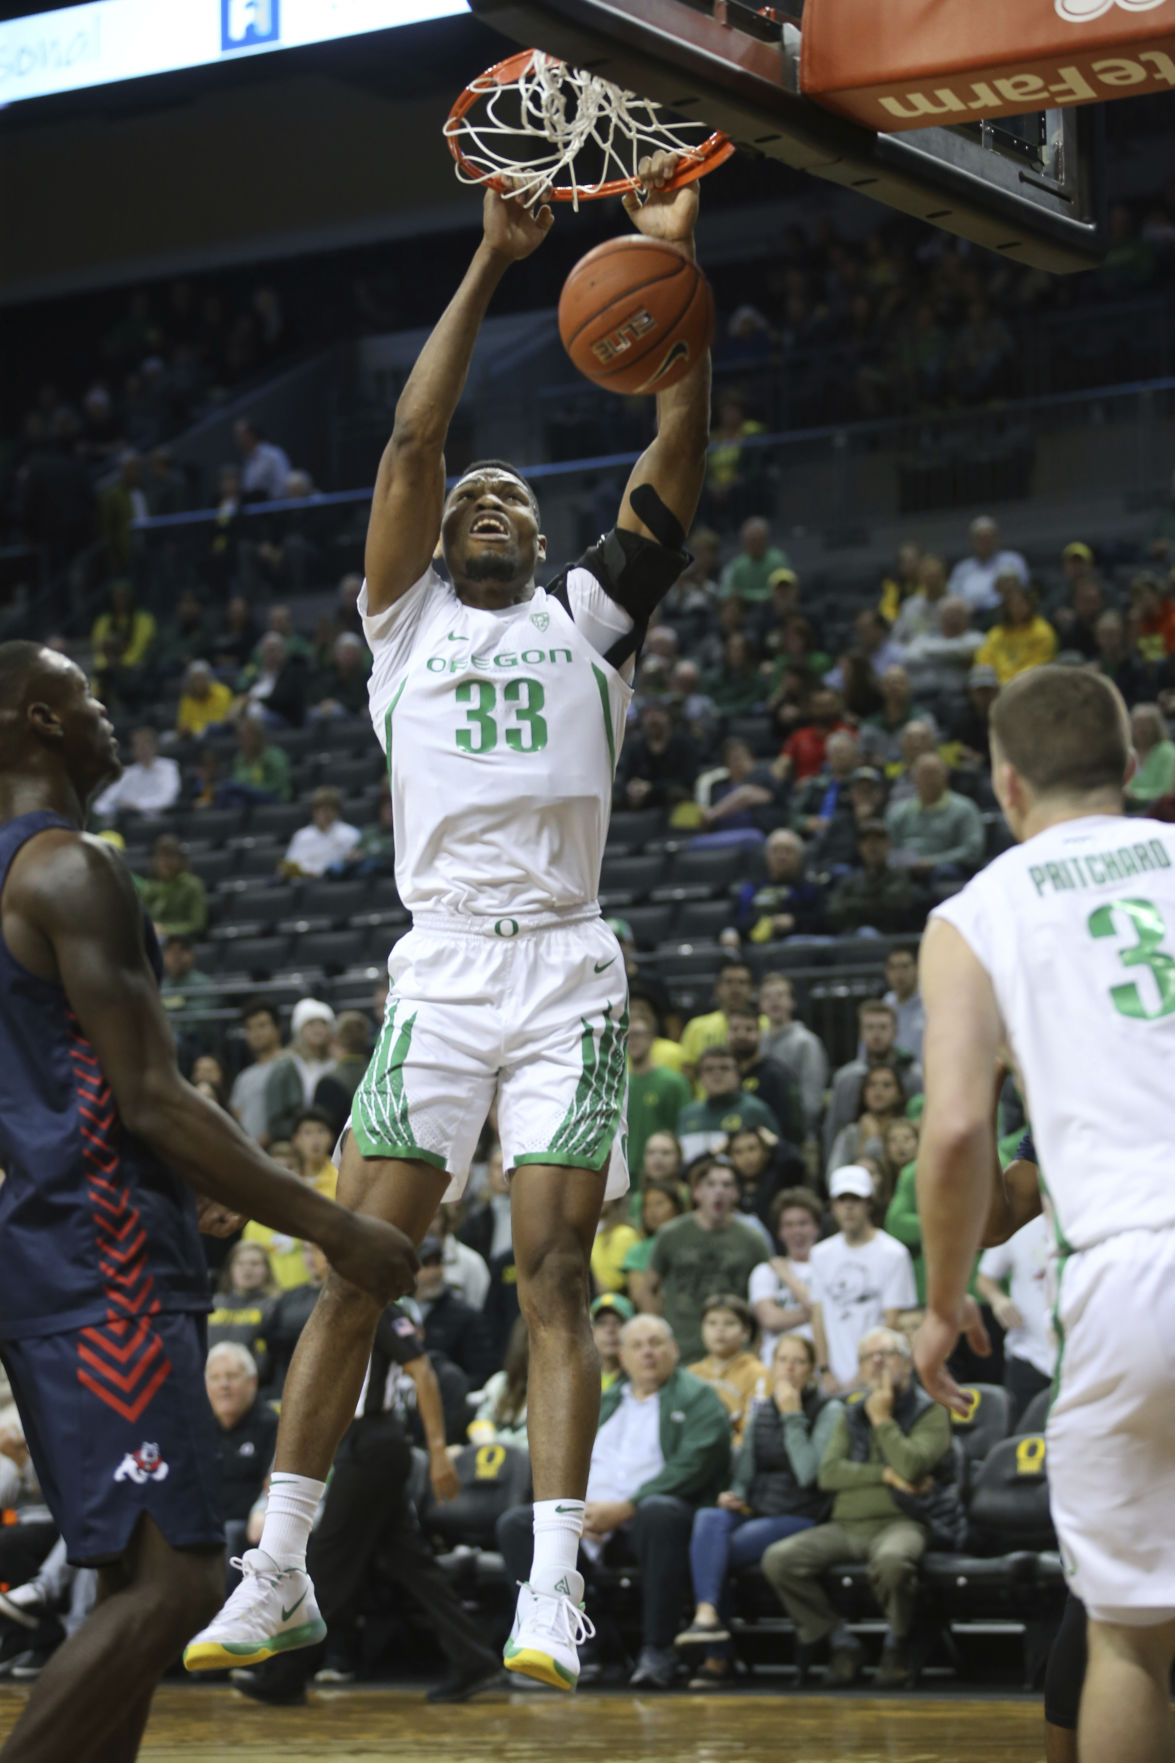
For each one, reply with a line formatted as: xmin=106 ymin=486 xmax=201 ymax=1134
xmin=67 ymin=1014 xmax=172 ymax=1423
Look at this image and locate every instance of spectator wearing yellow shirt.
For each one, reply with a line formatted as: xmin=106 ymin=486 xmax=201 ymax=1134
xmin=688 ymin=1295 xmax=765 ymax=1445
xmin=241 ymin=1115 xmax=337 ymax=1289
xmin=591 ymin=1195 xmax=642 ymax=1294
xmin=590 ymin=1292 xmax=633 ymax=1391
xmin=680 ymin=960 xmax=768 ymax=1082
xmin=91 ymin=579 xmax=157 ymax=669
xmin=976 ymin=578 xmax=1058 ymax=683
xmin=176 ymin=660 xmax=235 ymax=736
xmin=241 ymin=1139 xmax=316 ymax=1288
xmin=630 ymin=995 xmax=687 ymax=1076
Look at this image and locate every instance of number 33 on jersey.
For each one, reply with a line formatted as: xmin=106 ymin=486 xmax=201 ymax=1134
xmin=359 ymin=557 xmax=634 ymax=920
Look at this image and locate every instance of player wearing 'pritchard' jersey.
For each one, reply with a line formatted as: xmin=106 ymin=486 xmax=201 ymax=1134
xmin=914 ymin=665 xmax=1175 ymax=1763
xmin=187 ymin=152 xmax=711 ymax=1694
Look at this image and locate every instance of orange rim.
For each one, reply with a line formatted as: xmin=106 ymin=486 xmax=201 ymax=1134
xmin=444 ymin=47 xmax=735 ymax=202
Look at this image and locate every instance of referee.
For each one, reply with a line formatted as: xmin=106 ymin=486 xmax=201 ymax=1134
xmin=232 ymin=1300 xmax=501 ymax=1704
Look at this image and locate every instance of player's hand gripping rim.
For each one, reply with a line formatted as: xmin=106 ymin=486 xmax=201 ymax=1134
xmin=913 ymin=1298 xmax=992 ymax=1417
xmin=624 ymin=152 xmax=699 ymax=253
xmin=483 ymin=175 xmax=554 ymax=261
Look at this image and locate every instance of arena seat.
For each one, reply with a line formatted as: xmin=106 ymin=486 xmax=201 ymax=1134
xmin=418 ymin=1443 xmax=532 ymax=1551
xmin=949 ymin=1383 xmax=1011 ymax=1473
xmin=1018 ymin=1388 xmax=1052 ymax=1438
xmin=187 ymin=849 xmax=236 ymax=888
xmin=622 ymin=903 xmax=677 ymax=948
xmin=967 ymin=1434 xmax=1055 ymax=1551
xmin=184 ymin=808 xmax=250 ymax=846
xmin=654 ymin=845 xmax=746 ymax=896
xmin=218 ymin=934 xmax=293 ymax=978
xmin=606 ymin=809 xmax=667 ymax=852
xmin=302 ymin=879 xmax=372 ymax=922
xmin=599 ymin=852 xmax=667 ymax=903
xmin=288 ymin=929 xmax=370 ymax=974
xmin=251 ymin=803 xmax=309 ymax=841
xmin=214 ymin=886 xmax=298 ymax=930
xmin=676 ymin=899 xmax=736 ymax=943
xmin=727 ymin=715 xmax=774 ymax=757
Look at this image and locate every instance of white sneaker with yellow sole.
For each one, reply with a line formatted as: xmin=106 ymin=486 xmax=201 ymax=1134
xmin=502 ymin=1582 xmax=595 ymax=1692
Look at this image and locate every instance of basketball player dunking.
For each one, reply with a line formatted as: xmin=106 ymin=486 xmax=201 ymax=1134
xmin=916 ymin=665 xmax=1175 ymax=1763
xmin=0 ymin=643 xmax=415 ymax=1763
xmin=186 ymin=153 xmax=710 ymax=1691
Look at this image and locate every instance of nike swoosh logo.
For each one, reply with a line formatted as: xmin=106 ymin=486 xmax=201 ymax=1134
xmin=281 ymin=1589 xmax=308 ymax=1622
xmin=593 ymin=957 xmax=617 ymax=973
xmin=635 ymin=338 xmax=690 ymax=393
xmin=446 ymin=632 xmax=466 ymax=641
xmin=554 ymin=1505 xmax=582 ymax=1515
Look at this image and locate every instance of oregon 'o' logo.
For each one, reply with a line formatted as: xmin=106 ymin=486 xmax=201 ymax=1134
xmin=1055 ymin=0 xmax=1166 ymax=21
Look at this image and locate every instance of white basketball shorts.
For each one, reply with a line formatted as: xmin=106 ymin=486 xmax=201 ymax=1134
xmin=350 ymin=907 xmax=630 ymax=1203
xmin=1046 ymin=1225 xmax=1175 ymax=1626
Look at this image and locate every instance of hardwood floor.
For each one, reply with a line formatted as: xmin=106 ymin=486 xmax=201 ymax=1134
xmin=0 ymin=1684 xmax=1047 ymax=1762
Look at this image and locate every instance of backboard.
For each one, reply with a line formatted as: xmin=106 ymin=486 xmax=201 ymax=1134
xmin=468 ymin=0 xmax=1107 ymax=272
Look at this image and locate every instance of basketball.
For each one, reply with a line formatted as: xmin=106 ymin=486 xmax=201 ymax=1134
xmin=557 ymin=236 xmax=715 ymax=396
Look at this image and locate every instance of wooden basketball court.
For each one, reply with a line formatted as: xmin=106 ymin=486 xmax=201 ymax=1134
xmin=0 ymin=1684 xmax=1044 ymax=1761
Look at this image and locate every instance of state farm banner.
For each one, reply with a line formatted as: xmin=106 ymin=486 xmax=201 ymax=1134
xmin=800 ymin=0 xmax=1175 ymax=129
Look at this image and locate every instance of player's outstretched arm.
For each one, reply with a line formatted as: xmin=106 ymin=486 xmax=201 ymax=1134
xmin=914 ymin=916 xmax=1003 ymax=1412
xmin=12 ymin=833 xmax=417 ymax=1303
xmin=365 ymin=183 xmax=554 ymax=615
xmin=616 ymin=155 xmax=711 ymax=551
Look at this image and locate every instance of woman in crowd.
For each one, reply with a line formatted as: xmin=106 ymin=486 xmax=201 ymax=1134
xmin=726 ymin=1123 xmax=796 ymax=1236
xmin=749 ymin=1186 xmax=821 ymax=1365
xmin=468 ymin=1318 xmax=529 ymax=1449
xmin=207 ymin=1242 xmax=278 ymax=1377
xmin=676 ymin=1334 xmax=843 ymax=1686
xmin=623 ymin=1172 xmax=687 ymax=1310
xmin=826 ymin=1065 xmax=907 ymax=1188
xmin=975 ymin=577 xmax=1058 ymax=683
xmin=687 ymin=1294 xmax=765 ymax=1444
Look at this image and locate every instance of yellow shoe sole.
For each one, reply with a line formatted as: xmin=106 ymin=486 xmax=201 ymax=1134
xmin=503 ymin=1645 xmax=577 ymax=1691
xmin=184 ymin=1617 xmax=326 ymax=1673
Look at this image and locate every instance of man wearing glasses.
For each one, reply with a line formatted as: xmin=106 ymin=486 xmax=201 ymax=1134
xmin=760 ymin=1327 xmax=957 ymax=1688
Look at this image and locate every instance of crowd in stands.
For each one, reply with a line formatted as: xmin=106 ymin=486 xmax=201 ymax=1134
xmin=5 ymin=181 xmax=1175 ymax=1691
xmin=5 ymin=491 xmax=1136 ymax=1693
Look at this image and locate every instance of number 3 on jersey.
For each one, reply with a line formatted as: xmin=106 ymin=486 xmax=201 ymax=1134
xmin=455 ymin=678 xmax=548 ymax=755
xmin=1088 ymin=896 xmax=1175 ymax=1020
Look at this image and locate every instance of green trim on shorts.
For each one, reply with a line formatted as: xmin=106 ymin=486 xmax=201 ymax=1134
xmin=513 ymin=1149 xmax=612 ymax=1173
xmin=546 ymin=1003 xmax=629 ymax=1167
xmin=352 ymin=996 xmax=423 ymax=1157
xmin=347 ymin=1122 xmax=448 ymax=1170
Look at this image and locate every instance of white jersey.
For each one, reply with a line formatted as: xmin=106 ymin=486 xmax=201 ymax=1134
xmin=935 ymin=813 xmax=1175 ymax=1254
xmin=359 ymin=555 xmax=638 ymax=919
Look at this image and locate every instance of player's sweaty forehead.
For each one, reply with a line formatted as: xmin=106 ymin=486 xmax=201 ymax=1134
xmin=447 ymin=468 xmax=536 ymax=510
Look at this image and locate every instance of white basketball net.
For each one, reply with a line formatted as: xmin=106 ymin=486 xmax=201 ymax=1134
xmin=445 ymin=51 xmax=718 ymax=211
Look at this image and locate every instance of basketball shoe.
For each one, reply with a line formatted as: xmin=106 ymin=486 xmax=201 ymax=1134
xmin=183 ymin=1550 xmax=325 ymax=1671
xmin=502 ymin=1580 xmax=595 ymax=1691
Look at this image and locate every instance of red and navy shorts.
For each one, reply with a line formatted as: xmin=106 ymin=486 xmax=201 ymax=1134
xmin=0 ymin=1311 xmax=224 ymax=1566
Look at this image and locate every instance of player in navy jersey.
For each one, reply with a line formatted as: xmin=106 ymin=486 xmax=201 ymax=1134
xmin=0 ymin=640 xmax=416 ymax=1763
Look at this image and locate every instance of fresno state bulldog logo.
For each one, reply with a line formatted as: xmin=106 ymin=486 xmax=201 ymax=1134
xmin=1056 ymin=0 xmax=1166 ymax=20
xmin=114 ymin=1442 xmax=170 ymax=1485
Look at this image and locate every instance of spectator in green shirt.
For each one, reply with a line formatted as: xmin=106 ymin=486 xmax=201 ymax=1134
xmin=159 ymin=935 xmax=221 ymax=1036
xmin=646 ymin=1159 xmax=766 ymax=1361
xmin=1126 ymin=703 xmax=1175 ymax=808
xmin=885 ymin=753 xmax=985 ymax=882
xmin=339 ymin=795 xmax=396 ymax=877
xmin=677 ymin=1045 xmax=781 ymax=1166
xmin=138 ymin=834 xmax=207 ymax=939
xmin=720 ymin=517 xmax=790 ymax=605
xmin=220 ymin=716 xmax=293 ymax=806
xmin=627 ymin=1015 xmax=691 ymax=1186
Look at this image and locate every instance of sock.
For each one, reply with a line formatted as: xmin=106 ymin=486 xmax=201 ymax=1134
xmin=529 ymin=1499 xmax=585 ymax=1601
xmin=258 ymin=1472 xmax=326 ymax=1572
